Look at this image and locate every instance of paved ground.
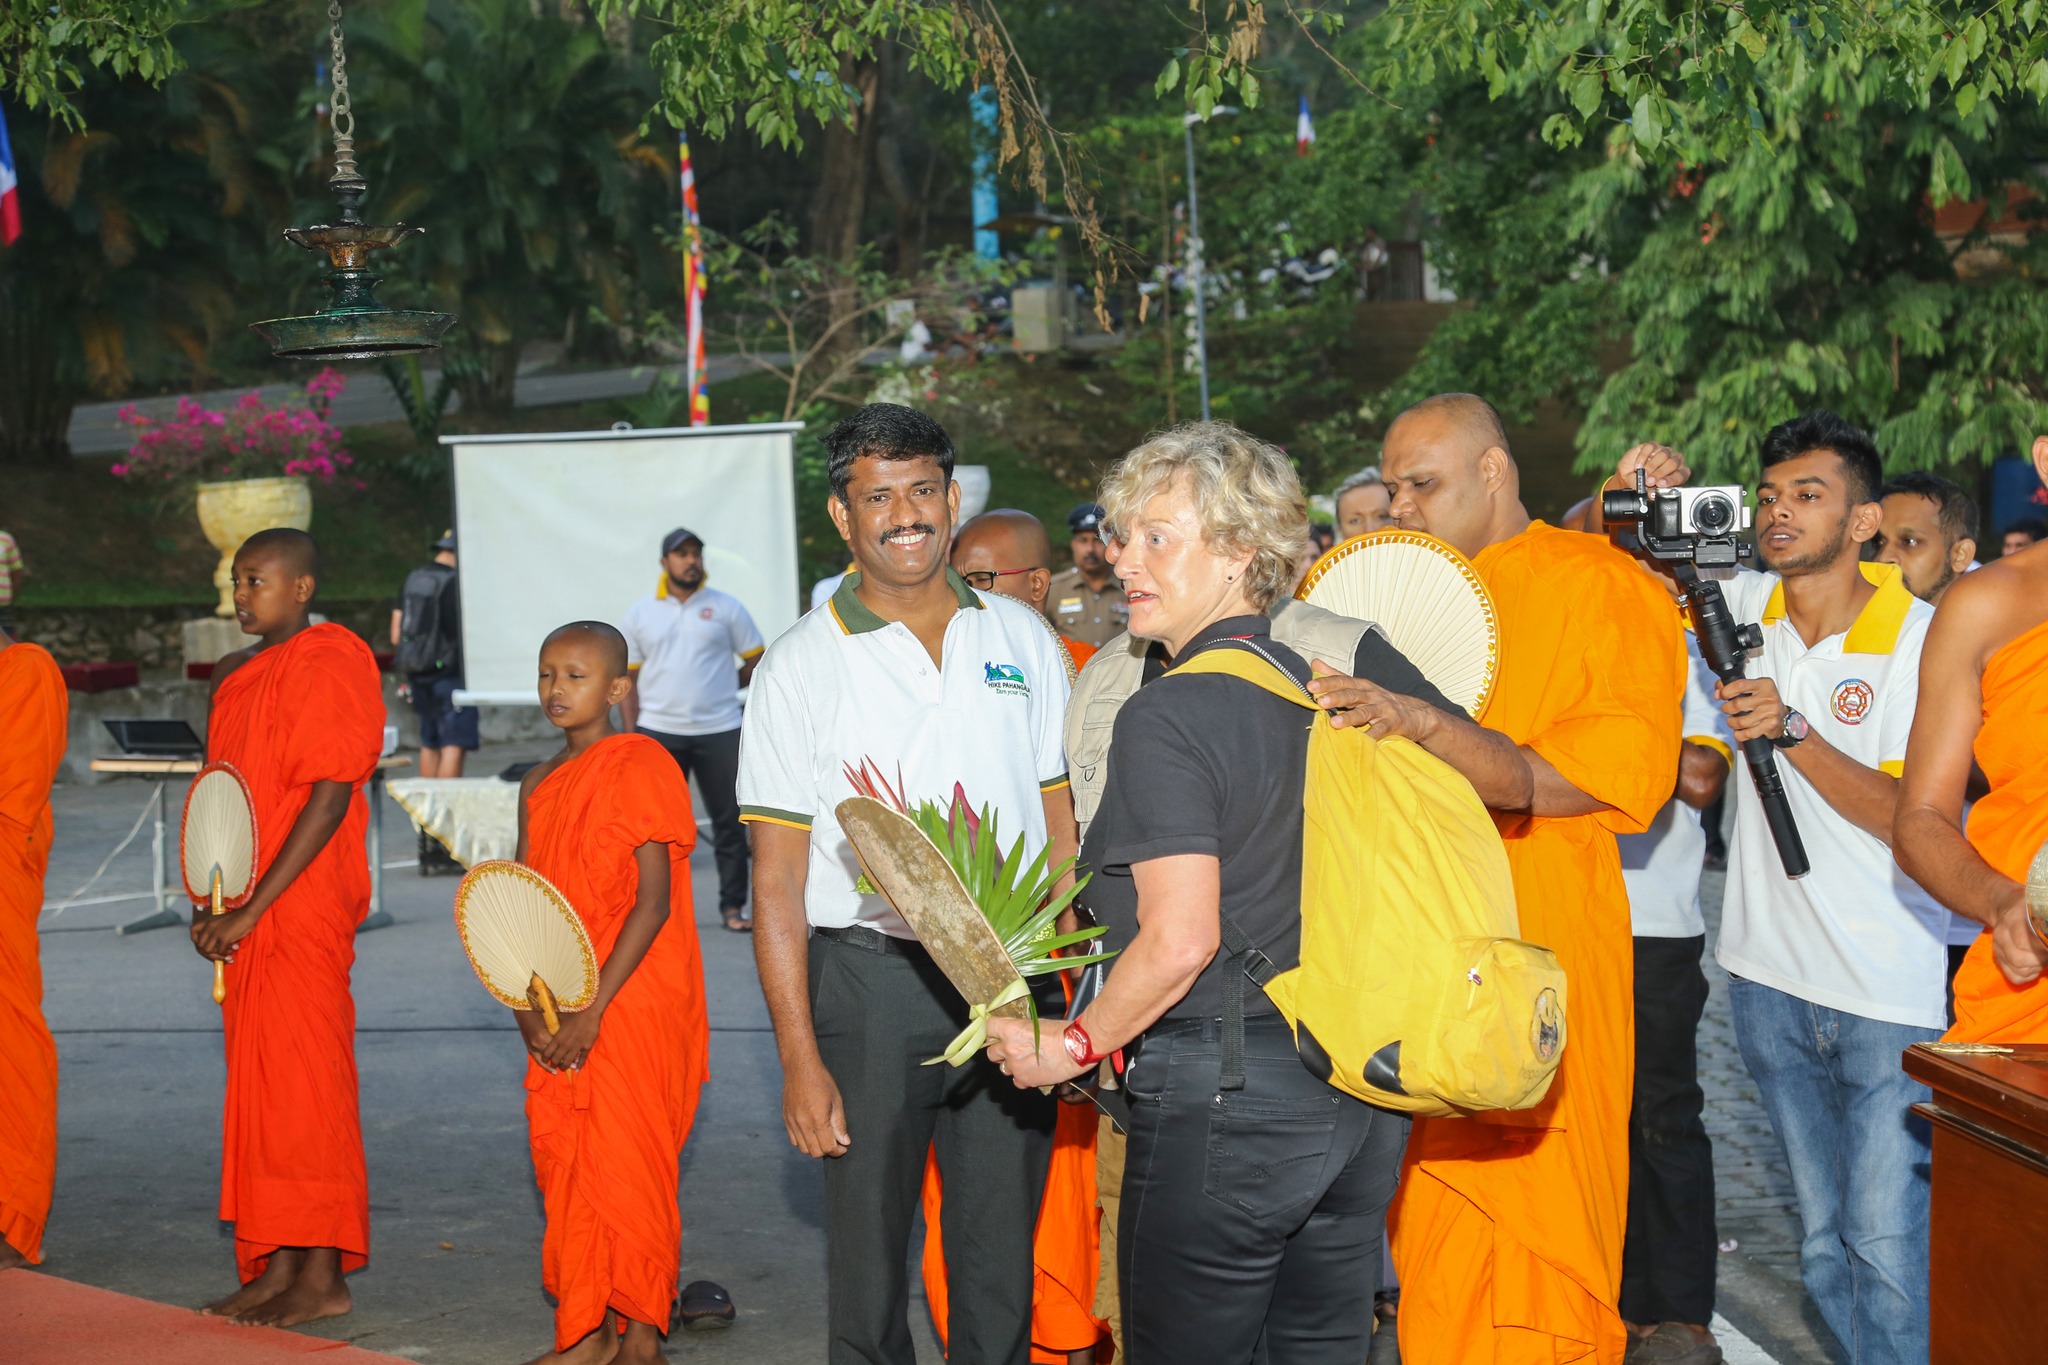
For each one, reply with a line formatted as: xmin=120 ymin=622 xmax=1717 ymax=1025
xmin=35 ymin=738 xmax=941 ymax=1363
xmin=33 ymin=744 xmax=1839 ymax=1363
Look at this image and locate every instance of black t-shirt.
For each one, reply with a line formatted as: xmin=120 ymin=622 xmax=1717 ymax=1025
xmin=1083 ymin=614 xmax=1457 ymax=1023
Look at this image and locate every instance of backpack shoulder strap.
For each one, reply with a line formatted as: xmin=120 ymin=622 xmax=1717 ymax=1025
xmin=1170 ymin=640 xmax=1317 ymax=710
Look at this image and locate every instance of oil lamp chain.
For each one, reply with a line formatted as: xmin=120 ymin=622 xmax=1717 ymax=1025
xmin=326 ymin=0 xmax=360 ymax=187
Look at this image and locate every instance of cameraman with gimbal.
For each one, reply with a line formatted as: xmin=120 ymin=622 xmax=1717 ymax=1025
xmin=1604 ymin=412 xmax=1947 ymax=1365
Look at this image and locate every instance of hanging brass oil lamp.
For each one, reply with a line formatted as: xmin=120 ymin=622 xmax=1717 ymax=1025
xmin=251 ymin=0 xmax=457 ymax=360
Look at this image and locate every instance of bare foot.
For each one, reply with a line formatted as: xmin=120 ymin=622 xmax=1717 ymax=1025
xmin=232 ymin=1247 xmax=351 ymax=1328
xmin=0 ymin=1236 xmax=29 ymax=1271
xmin=615 ymin=1318 xmax=664 ymax=1365
xmin=200 ymin=1248 xmax=298 ymax=1317
xmin=521 ymin=1314 xmax=621 ymax=1365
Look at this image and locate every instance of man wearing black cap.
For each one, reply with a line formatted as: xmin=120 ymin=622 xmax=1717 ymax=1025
xmin=620 ymin=527 xmax=766 ymax=932
xmin=1046 ymin=502 xmax=1127 ymax=649
xmin=392 ymin=530 xmax=477 ymax=872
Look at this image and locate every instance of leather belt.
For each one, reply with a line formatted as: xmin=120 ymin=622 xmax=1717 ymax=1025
xmin=812 ymin=923 xmax=929 ymax=959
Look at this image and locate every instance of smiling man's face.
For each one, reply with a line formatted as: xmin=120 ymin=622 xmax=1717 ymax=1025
xmin=829 ymin=453 xmax=959 ymax=592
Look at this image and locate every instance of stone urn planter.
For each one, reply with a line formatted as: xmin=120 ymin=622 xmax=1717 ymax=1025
xmin=195 ymin=477 xmax=313 ymax=617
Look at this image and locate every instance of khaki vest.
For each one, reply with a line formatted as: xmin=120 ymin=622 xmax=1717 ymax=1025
xmin=1063 ymin=598 xmax=1379 ymax=834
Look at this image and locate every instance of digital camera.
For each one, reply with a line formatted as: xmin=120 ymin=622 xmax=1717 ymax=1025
xmin=1601 ymin=481 xmax=1753 ymax=569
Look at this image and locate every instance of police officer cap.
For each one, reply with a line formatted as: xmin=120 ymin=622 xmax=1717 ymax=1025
xmin=1067 ymin=503 xmax=1107 ymax=534
xmin=433 ymin=529 xmax=456 ymax=551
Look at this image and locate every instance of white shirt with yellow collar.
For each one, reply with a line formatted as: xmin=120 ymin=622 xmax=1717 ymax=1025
xmin=1714 ymin=562 xmax=1947 ymax=1028
xmin=736 ymin=570 xmax=1072 ymax=939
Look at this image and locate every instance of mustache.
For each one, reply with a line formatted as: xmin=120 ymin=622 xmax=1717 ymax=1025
xmin=879 ymin=523 xmax=938 ymax=545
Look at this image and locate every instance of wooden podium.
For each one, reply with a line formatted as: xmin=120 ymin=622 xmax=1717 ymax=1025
xmin=1905 ymin=1042 xmax=2048 ymax=1363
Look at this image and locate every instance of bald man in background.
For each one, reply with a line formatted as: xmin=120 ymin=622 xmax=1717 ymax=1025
xmin=1310 ymin=395 xmax=1683 ymax=1364
xmin=952 ymin=510 xmax=1099 ymax=670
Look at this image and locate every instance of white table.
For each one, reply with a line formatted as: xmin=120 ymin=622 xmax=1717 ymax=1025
xmin=91 ymin=755 xmax=410 ymax=935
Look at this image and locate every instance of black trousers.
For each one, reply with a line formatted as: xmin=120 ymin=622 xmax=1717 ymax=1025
xmin=1620 ymin=934 xmax=1718 ymax=1326
xmin=810 ymin=929 xmax=1055 ymax=1365
xmin=1118 ymin=1015 xmax=1408 ymax=1365
xmin=640 ymin=726 xmax=748 ymax=911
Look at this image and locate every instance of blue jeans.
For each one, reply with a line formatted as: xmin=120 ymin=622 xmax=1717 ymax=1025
xmin=1727 ymin=977 xmax=1937 ymax=1364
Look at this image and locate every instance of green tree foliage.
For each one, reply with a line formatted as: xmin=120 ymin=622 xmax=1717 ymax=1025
xmin=0 ymin=11 xmax=288 ymax=461
xmin=343 ymin=0 xmax=673 ymax=413
xmin=1 ymin=0 xmax=183 ymax=128
xmin=1273 ymin=3 xmax=2048 ymax=480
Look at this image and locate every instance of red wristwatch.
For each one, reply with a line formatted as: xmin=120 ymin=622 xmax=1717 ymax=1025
xmin=1063 ymin=1019 xmax=1107 ymax=1068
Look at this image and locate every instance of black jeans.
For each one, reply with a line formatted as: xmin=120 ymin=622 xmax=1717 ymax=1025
xmin=639 ymin=725 xmax=748 ymax=911
xmin=810 ymin=929 xmax=1055 ymax=1365
xmin=1118 ymin=1014 xmax=1408 ymax=1365
xmin=1620 ymin=934 xmax=1718 ymax=1326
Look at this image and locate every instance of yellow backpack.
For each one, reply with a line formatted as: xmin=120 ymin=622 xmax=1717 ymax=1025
xmin=1171 ymin=643 xmax=1567 ymax=1118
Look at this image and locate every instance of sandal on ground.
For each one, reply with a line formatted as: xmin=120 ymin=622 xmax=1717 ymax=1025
xmin=722 ymin=910 xmax=752 ymax=933
xmin=676 ymin=1279 xmax=736 ymax=1331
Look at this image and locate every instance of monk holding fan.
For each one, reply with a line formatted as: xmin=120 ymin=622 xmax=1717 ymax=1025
xmin=1315 ymin=396 xmax=1683 ymax=1364
xmin=191 ymin=528 xmax=386 ymax=1325
xmin=0 ymin=627 xmax=67 ymax=1270
xmin=507 ymin=621 xmax=711 ymax=1365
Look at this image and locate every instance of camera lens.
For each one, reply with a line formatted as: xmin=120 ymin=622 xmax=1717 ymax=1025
xmin=1692 ymin=493 xmax=1735 ymax=534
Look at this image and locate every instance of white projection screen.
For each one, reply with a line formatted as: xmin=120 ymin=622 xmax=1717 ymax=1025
xmin=446 ymin=423 xmax=804 ymax=705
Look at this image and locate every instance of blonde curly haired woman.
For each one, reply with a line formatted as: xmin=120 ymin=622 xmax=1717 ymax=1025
xmin=984 ymin=421 xmax=1459 ymax=1363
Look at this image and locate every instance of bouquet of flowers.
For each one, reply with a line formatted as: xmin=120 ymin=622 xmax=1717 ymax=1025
xmin=841 ymin=758 xmax=1109 ymax=1066
xmin=113 ymin=369 xmax=358 ymax=489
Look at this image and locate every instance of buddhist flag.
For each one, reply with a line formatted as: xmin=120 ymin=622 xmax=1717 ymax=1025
xmin=0 ymin=104 xmax=21 ymax=245
xmin=1296 ymin=94 xmax=1316 ymax=158
xmin=679 ymin=131 xmax=708 ymax=426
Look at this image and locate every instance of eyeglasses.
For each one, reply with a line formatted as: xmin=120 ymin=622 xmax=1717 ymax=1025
xmin=960 ymin=567 xmax=1043 ymax=591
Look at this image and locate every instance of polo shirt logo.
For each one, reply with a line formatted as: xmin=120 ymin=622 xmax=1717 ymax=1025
xmin=1832 ymin=678 xmax=1874 ymax=724
xmin=983 ymin=661 xmax=1029 ymax=697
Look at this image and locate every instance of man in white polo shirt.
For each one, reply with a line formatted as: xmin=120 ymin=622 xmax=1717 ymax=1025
xmin=621 ymin=526 xmax=765 ymax=932
xmin=1687 ymin=412 xmax=1944 ymax=1365
xmin=1615 ymin=638 xmax=1732 ymax=1365
xmin=739 ymin=403 xmax=1074 ymax=1365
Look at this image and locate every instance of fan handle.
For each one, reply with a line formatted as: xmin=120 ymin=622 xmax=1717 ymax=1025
xmin=527 ymin=973 xmax=562 ymax=1035
xmin=209 ymin=868 xmax=228 ymax=1005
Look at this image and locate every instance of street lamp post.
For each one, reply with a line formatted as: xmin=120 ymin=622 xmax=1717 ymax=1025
xmin=1182 ymin=107 xmax=1235 ymax=421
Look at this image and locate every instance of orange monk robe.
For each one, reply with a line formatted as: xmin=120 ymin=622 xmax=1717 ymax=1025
xmin=921 ymin=1100 xmax=1112 ymax=1364
xmin=0 ymin=642 xmax=69 ymax=1265
xmin=206 ymin=622 xmax=385 ymax=1284
xmin=522 ymin=733 xmax=709 ymax=1349
xmin=1391 ymin=521 xmax=1682 ymax=1365
xmin=1946 ymin=619 xmax=2048 ymax=1043
xmin=1061 ymin=635 xmax=1098 ymax=672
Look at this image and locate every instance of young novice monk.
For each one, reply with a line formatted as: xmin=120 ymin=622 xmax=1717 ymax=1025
xmin=515 ymin=621 xmax=710 ymax=1365
xmin=0 ymin=628 xmax=67 ymax=1271
xmin=191 ymin=528 xmax=385 ymax=1325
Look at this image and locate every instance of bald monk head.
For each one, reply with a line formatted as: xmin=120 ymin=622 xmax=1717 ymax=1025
xmin=1381 ymin=393 xmax=1528 ymax=559
xmin=231 ymin=528 xmax=321 ymax=643
xmin=951 ymin=509 xmax=1055 ymax=618
xmin=538 ymin=621 xmax=632 ymax=742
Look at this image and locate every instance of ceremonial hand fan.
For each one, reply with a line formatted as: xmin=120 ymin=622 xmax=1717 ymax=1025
xmin=452 ymin=860 xmax=599 ymax=1034
xmin=180 ymin=762 xmax=258 ymax=1005
xmin=1296 ymin=529 xmax=1501 ymax=718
